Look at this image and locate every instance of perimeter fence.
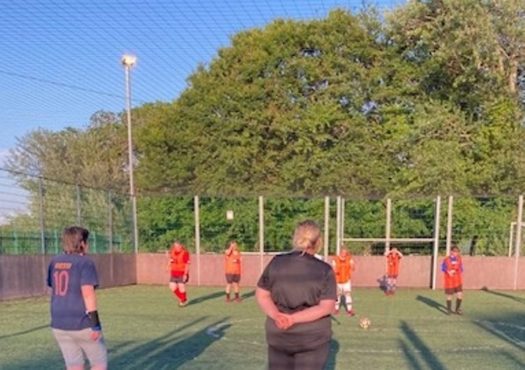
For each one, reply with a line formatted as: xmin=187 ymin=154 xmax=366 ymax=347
xmin=1 ymin=168 xmax=523 ymax=257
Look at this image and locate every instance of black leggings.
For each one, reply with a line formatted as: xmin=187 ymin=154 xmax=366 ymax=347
xmin=268 ymin=341 xmax=330 ymax=370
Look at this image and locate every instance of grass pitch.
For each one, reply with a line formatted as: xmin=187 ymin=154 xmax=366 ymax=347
xmin=0 ymin=286 xmax=524 ymax=369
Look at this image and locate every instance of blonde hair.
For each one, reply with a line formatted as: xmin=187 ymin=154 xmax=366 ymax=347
xmin=292 ymin=220 xmax=321 ymax=252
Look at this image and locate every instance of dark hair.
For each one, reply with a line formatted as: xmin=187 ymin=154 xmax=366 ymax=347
xmin=62 ymin=226 xmax=89 ymax=254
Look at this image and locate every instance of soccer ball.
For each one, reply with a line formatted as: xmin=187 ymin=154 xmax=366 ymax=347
xmin=359 ymin=317 xmax=371 ymax=330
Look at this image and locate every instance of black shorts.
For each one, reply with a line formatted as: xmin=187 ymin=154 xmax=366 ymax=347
xmin=170 ymin=275 xmax=188 ymax=283
xmin=445 ymin=285 xmax=463 ymax=295
xmin=225 ymin=274 xmax=241 ymax=284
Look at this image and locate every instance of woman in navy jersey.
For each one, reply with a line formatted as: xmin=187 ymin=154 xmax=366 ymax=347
xmin=47 ymin=226 xmax=107 ymax=370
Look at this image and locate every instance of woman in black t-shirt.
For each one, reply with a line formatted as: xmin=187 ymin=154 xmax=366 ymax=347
xmin=256 ymin=220 xmax=337 ymax=370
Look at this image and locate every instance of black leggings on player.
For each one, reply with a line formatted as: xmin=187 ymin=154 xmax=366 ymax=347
xmin=267 ymin=341 xmax=330 ymax=370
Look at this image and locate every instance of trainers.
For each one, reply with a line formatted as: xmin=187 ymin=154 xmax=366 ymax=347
xmin=226 ymin=297 xmax=231 ymax=303
xmin=235 ymin=297 xmax=242 ymax=303
xmin=347 ymin=310 xmax=356 ymax=317
xmin=455 ymin=309 xmax=463 ymax=315
xmin=178 ymin=300 xmax=188 ymax=307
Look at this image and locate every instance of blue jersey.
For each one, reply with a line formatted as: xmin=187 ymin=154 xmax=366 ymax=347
xmin=47 ymin=254 xmax=99 ymax=330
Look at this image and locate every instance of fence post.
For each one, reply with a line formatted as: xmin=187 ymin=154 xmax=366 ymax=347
xmin=385 ymin=198 xmax=392 ymax=253
xmin=38 ymin=177 xmax=46 ymax=255
xmin=76 ymin=184 xmax=82 ymax=225
xmin=108 ymin=191 xmax=113 ymax=254
xmin=194 ymin=195 xmax=201 ymax=286
xmin=431 ymin=195 xmax=441 ymax=290
xmin=446 ymin=196 xmax=454 ymax=255
xmin=336 ymin=196 xmax=341 ymax=255
xmin=259 ymin=196 xmax=264 ymax=274
xmin=324 ymin=196 xmax=330 ymax=260
xmin=513 ymin=195 xmax=523 ymax=290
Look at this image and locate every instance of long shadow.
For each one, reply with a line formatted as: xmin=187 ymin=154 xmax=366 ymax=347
xmin=481 ymin=288 xmax=525 ymax=304
xmin=325 ymin=339 xmax=340 ymax=370
xmin=399 ymin=338 xmax=423 ymax=370
xmin=110 ymin=316 xmax=231 ymax=369
xmin=416 ymin=295 xmax=448 ymax=315
xmin=0 ymin=324 xmax=48 ymax=340
xmin=400 ymin=321 xmax=447 ymax=370
xmin=187 ymin=291 xmax=225 ymax=306
xmin=241 ymin=289 xmax=255 ymax=300
xmin=473 ymin=312 xmax=525 ymax=352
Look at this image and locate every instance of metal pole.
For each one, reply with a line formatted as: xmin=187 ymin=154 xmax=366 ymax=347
xmin=513 ymin=195 xmax=523 ymax=290
xmin=259 ymin=196 xmax=264 ymax=273
xmin=108 ymin=191 xmax=113 ymax=254
xmin=431 ymin=196 xmax=441 ymax=290
xmin=324 ymin=196 xmax=330 ymax=260
xmin=341 ymin=198 xmax=345 ymax=247
xmin=509 ymin=222 xmax=516 ymax=257
xmin=336 ymin=196 xmax=341 ymax=255
xmin=76 ymin=184 xmax=82 ymax=225
xmin=123 ymin=58 xmax=139 ymax=254
xmin=446 ymin=196 xmax=453 ymax=255
xmin=194 ymin=195 xmax=201 ymax=286
xmin=385 ymin=198 xmax=392 ymax=253
xmin=38 ymin=177 xmax=46 ymax=255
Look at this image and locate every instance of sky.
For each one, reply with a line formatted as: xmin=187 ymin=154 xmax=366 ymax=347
xmin=0 ymin=0 xmax=406 ymax=166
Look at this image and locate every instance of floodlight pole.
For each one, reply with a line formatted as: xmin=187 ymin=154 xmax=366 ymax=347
xmin=122 ymin=54 xmax=139 ymax=254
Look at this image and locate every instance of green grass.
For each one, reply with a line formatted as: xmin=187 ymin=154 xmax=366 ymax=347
xmin=1 ymin=286 xmax=524 ymax=369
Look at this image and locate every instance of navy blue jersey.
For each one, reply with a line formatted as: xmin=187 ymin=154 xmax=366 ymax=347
xmin=47 ymin=254 xmax=99 ymax=330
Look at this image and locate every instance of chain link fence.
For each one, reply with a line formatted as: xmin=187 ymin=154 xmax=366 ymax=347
xmin=0 ymin=168 xmax=133 ymax=254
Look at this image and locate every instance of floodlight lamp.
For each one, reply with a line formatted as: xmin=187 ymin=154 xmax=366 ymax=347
xmin=121 ymin=54 xmax=137 ymax=68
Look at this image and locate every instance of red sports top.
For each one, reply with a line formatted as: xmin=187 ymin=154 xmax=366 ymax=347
xmin=386 ymin=251 xmax=402 ymax=277
xmin=225 ymin=249 xmax=242 ymax=275
xmin=170 ymin=247 xmax=190 ymax=277
xmin=442 ymin=255 xmax=463 ymax=289
xmin=332 ymin=255 xmax=353 ymax=284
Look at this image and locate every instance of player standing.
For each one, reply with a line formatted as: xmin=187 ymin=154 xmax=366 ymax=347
xmin=47 ymin=226 xmax=107 ymax=370
xmin=441 ymin=245 xmax=464 ymax=315
xmin=384 ymin=247 xmax=403 ymax=295
xmin=331 ymin=247 xmax=356 ymax=315
xmin=224 ymin=240 xmax=242 ymax=302
xmin=168 ymin=241 xmax=190 ymax=307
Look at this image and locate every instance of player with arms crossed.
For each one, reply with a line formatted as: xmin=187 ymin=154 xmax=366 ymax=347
xmin=224 ymin=240 xmax=242 ymax=302
xmin=384 ymin=247 xmax=403 ymax=295
xmin=331 ymin=246 xmax=356 ymax=315
xmin=442 ymin=245 xmax=464 ymax=315
xmin=47 ymin=226 xmax=107 ymax=370
xmin=168 ymin=241 xmax=190 ymax=307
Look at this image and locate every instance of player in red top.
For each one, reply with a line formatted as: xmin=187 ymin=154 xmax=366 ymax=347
xmin=167 ymin=241 xmax=190 ymax=307
xmin=331 ymin=247 xmax=356 ymax=315
xmin=224 ymin=240 xmax=242 ymax=302
xmin=384 ymin=247 xmax=403 ymax=295
xmin=441 ymin=245 xmax=464 ymax=315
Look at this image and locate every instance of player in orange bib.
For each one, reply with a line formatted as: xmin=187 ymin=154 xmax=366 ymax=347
xmin=224 ymin=240 xmax=242 ymax=302
xmin=168 ymin=241 xmax=190 ymax=307
xmin=384 ymin=247 xmax=403 ymax=295
xmin=331 ymin=247 xmax=356 ymax=316
xmin=441 ymin=245 xmax=464 ymax=315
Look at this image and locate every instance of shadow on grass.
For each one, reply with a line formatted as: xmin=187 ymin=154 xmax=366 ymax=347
xmin=0 ymin=324 xmax=48 ymax=340
xmin=481 ymin=287 xmax=525 ymax=304
xmin=187 ymin=291 xmax=225 ymax=305
xmin=400 ymin=321 xmax=447 ymax=370
xmin=241 ymin=289 xmax=255 ymax=300
xmin=473 ymin=312 xmax=525 ymax=353
xmin=325 ymin=339 xmax=340 ymax=370
xmin=110 ymin=316 xmax=231 ymax=369
xmin=416 ymin=295 xmax=448 ymax=315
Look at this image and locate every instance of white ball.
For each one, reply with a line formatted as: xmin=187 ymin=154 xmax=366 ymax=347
xmin=359 ymin=317 xmax=371 ymax=329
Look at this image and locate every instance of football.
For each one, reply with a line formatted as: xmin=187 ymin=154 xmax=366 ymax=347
xmin=359 ymin=317 xmax=371 ymax=329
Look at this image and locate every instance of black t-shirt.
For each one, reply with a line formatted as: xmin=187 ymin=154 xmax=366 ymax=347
xmin=257 ymin=250 xmax=337 ymax=349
